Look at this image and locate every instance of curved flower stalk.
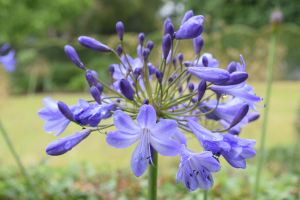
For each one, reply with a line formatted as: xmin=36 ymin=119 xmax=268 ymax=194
xmin=0 ymin=44 xmax=17 ymax=73
xmin=38 ymin=10 xmax=262 ymax=198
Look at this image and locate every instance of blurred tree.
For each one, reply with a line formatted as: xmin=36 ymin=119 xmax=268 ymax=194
xmin=0 ymin=0 xmax=95 ymax=43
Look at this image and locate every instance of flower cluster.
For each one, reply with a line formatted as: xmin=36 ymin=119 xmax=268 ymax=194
xmin=0 ymin=43 xmax=17 ymax=73
xmin=38 ymin=10 xmax=262 ymax=191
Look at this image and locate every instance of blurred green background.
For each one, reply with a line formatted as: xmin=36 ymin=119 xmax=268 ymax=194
xmin=0 ymin=0 xmax=299 ymax=199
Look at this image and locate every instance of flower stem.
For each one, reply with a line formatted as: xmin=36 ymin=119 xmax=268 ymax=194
xmin=0 ymin=119 xmax=39 ymax=198
xmin=253 ymin=30 xmax=277 ymax=199
xmin=148 ymin=150 xmax=158 ymax=200
xmin=204 ymin=190 xmax=208 ymax=200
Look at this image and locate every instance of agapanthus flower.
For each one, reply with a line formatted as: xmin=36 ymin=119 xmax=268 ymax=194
xmin=0 ymin=44 xmax=17 ymax=73
xmin=106 ymin=105 xmax=181 ymax=177
xmin=39 ymin=11 xmax=261 ymax=194
xmin=176 ymin=145 xmax=221 ymax=191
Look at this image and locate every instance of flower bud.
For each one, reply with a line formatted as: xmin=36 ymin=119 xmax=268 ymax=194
xmin=181 ymin=10 xmax=194 ymax=25
xmin=90 ymin=86 xmax=102 ymax=104
xmin=85 ymin=70 xmax=94 ymax=87
xmin=147 ymin=63 xmax=156 ymax=75
xmin=163 ymin=18 xmax=172 ymax=35
xmin=134 ymin=67 xmax=142 ymax=80
xmin=139 ymin=33 xmax=145 ymax=46
xmin=188 ymin=83 xmax=194 ymax=93
xmin=191 ymin=97 xmax=197 ymax=104
xmin=143 ymin=99 xmax=150 ymax=105
xmin=168 ymin=77 xmax=173 ymax=84
xmin=173 ymin=74 xmax=178 ymax=80
xmin=218 ymin=72 xmax=248 ymax=86
xmin=227 ymin=62 xmax=236 ymax=74
xmin=230 ymin=104 xmax=249 ymax=127
xmin=119 ymin=78 xmax=134 ymax=101
xmin=155 ymin=69 xmax=163 ymax=84
xmin=78 ymin=36 xmax=111 ymax=52
xmin=64 ymin=45 xmax=84 ymax=69
xmin=116 ymin=21 xmax=124 ymax=41
xmin=178 ymin=86 xmax=183 ymax=94
xmin=175 ymin=18 xmax=203 ymax=40
xmin=46 ymin=129 xmax=91 ymax=156
xmin=162 ymin=34 xmax=172 ymax=59
xmin=147 ymin=41 xmax=154 ymax=52
xmin=172 ymin=57 xmax=177 ymax=68
xmin=247 ymin=113 xmax=260 ymax=122
xmin=91 ymin=70 xmax=99 ymax=86
xmin=188 ymin=67 xmax=230 ymax=85
xmin=57 ymin=101 xmax=74 ymax=121
xmin=178 ymin=53 xmax=184 ymax=65
xmin=202 ymin=56 xmax=208 ymax=67
xmin=167 ymin=23 xmax=175 ymax=39
xmin=108 ymin=65 xmax=115 ymax=77
xmin=96 ymin=83 xmax=103 ymax=94
xmin=193 ymin=36 xmax=204 ymax=54
xmin=116 ymin=44 xmax=123 ymax=56
xmin=197 ymin=80 xmax=206 ymax=101
xmin=142 ymin=49 xmax=150 ymax=61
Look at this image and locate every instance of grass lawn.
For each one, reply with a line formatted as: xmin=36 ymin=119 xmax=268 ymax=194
xmin=0 ymin=81 xmax=299 ymax=173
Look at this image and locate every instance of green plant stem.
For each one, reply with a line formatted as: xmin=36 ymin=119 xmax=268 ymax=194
xmin=0 ymin=119 xmax=39 ymax=198
xmin=148 ymin=150 xmax=158 ymax=200
xmin=204 ymin=190 xmax=208 ymax=200
xmin=253 ymin=30 xmax=277 ymax=199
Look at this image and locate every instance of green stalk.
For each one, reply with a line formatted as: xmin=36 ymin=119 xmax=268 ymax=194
xmin=148 ymin=150 xmax=158 ymax=200
xmin=253 ymin=30 xmax=277 ymax=199
xmin=0 ymin=119 xmax=39 ymax=198
xmin=204 ymin=190 xmax=208 ymax=200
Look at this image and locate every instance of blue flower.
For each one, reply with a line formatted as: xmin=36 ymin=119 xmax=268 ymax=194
xmin=199 ymin=134 xmax=256 ymax=169
xmin=175 ymin=15 xmax=204 ymax=39
xmin=73 ymin=99 xmax=114 ymax=127
xmin=176 ymin=145 xmax=221 ymax=191
xmin=38 ymin=97 xmax=76 ymax=136
xmin=106 ymin=105 xmax=181 ymax=177
xmin=0 ymin=45 xmax=17 ymax=73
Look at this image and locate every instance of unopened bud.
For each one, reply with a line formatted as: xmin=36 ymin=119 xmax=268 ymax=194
xmin=197 ymin=80 xmax=206 ymax=101
xmin=119 ymin=78 xmax=134 ymax=101
xmin=143 ymin=99 xmax=150 ymax=105
xmin=116 ymin=21 xmax=124 ymax=41
xmin=85 ymin=70 xmax=94 ymax=87
xmin=227 ymin=62 xmax=236 ymax=74
xmin=188 ymin=83 xmax=194 ymax=93
xmin=162 ymin=34 xmax=172 ymax=59
xmin=147 ymin=41 xmax=154 ymax=52
xmin=230 ymin=104 xmax=249 ymax=127
xmin=78 ymin=36 xmax=111 ymax=52
xmin=108 ymin=65 xmax=115 ymax=77
xmin=90 ymin=86 xmax=102 ymax=104
xmin=57 ymin=101 xmax=74 ymax=122
xmin=202 ymin=56 xmax=208 ymax=67
xmin=64 ymin=45 xmax=84 ymax=69
xmin=155 ymin=69 xmax=163 ymax=84
xmin=139 ymin=33 xmax=145 ymax=46
xmin=116 ymin=44 xmax=123 ymax=56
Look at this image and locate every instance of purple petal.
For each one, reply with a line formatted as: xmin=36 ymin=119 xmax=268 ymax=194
xmin=172 ymin=129 xmax=187 ymax=144
xmin=188 ymin=67 xmax=230 ymax=84
xmin=131 ymin=141 xmax=149 ymax=177
xmin=194 ymin=151 xmax=221 ymax=172
xmin=150 ymin=136 xmax=181 ymax=156
xmin=106 ymin=130 xmax=140 ymax=148
xmin=136 ymin=105 xmax=157 ymax=129
xmin=150 ymin=119 xmax=177 ymax=140
xmin=54 ymin=120 xmax=71 ymax=136
xmin=113 ymin=110 xmax=141 ymax=134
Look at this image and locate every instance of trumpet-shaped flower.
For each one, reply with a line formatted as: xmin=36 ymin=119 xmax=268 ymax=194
xmin=176 ymin=145 xmax=221 ymax=191
xmin=106 ymin=105 xmax=181 ymax=177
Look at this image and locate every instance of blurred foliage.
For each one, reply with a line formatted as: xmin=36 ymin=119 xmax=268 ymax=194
xmin=0 ymin=145 xmax=299 ymax=200
xmin=8 ymin=22 xmax=300 ymax=94
xmin=184 ymin=0 xmax=300 ymax=29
